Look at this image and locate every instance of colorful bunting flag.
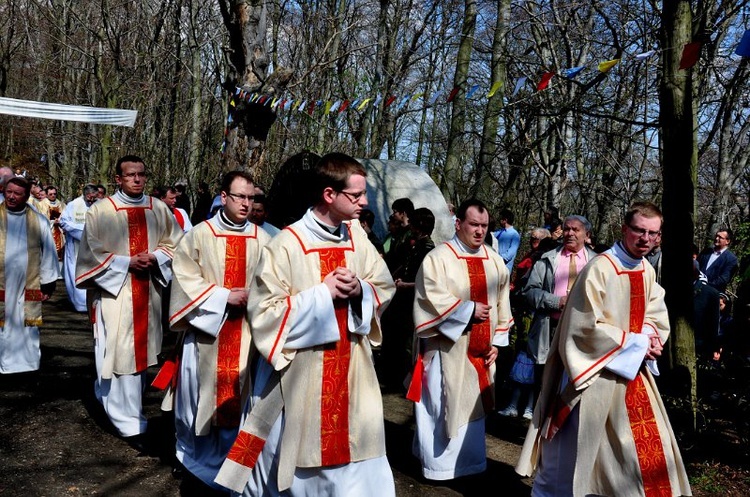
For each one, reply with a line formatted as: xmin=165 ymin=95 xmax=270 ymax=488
xmin=736 ymin=30 xmax=750 ymax=58
xmin=446 ymin=87 xmax=460 ymax=102
xmin=512 ymin=77 xmax=527 ymax=96
xmin=598 ymin=59 xmax=620 ymax=73
xmin=466 ymin=85 xmax=480 ymax=98
xmin=634 ymin=50 xmax=656 ymax=60
xmin=428 ymin=92 xmax=441 ymax=105
xmin=679 ymin=42 xmax=701 ymax=69
xmin=562 ymin=66 xmax=584 ymax=79
xmin=537 ymin=71 xmax=555 ymax=91
xmin=487 ymin=81 xmax=503 ymax=97
xmin=339 ymin=100 xmax=350 ymax=113
xmin=357 ymin=98 xmax=372 ymax=110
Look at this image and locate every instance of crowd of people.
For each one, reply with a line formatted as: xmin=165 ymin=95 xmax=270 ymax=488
xmin=1 ymin=153 xmax=729 ymax=497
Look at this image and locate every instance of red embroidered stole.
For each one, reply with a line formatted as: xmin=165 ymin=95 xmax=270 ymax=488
xmin=126 ymin=208 xmax=150 ymax=372
xmin=319 ymin=248 xmax=352 ymax=466
xmin=215 ymin=236 xmax=247 ymax=427
xmin=625 ymin=272 xmax=671 ymax=497
xmin=466 ymin=258 xmax=493 ymax=413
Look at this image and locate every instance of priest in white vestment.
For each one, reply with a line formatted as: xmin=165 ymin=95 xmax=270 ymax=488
xmin=60 ymin=185 xmax=98 ymax=312
xmin=408 ymin=198 xmax=514 ymax=480
xmin=0 ymin=177 xmax=59 ymax=374
xmin=168 ymin=171 xmax=270 ymax=489
xmin=516 ymin=202 xmax=691 ymax=497
xmin=76 ymin=156 xmax=183 ymax=447
xmin=215 ymin=153 xmax=396 ymax=496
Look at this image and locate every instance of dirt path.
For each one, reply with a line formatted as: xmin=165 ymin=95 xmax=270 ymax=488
xmin=0 ymin=286 xmax=532 ymax=496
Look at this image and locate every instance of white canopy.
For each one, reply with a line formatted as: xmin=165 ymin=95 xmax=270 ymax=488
xmin=0 ymin=97 xmax=137 ymax=127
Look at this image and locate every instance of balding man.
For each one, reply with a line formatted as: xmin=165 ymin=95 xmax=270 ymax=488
xmin=0 ymin=166 xmax=14 ymax=203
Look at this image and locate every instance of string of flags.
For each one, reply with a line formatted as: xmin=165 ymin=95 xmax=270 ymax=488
xmin=221 ymin=32 xmax=750 ymax=153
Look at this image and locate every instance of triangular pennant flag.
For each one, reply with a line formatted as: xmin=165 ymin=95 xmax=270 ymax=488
xmin=329 ymin=100 xmax=341 ymax=113
xmin=285 ymin=100 xmax=294 ymax=111
xmin=466 ymin=85 xmax=480 ymax=98
xmin=308 ymin=101 xmax=316 ymax=115
xmin=265 ymin=96 xmax=274 ymax=106
xmin=412 ymin=93 xmax=424 ymax=101
xmin=235 ymin=87 xmax=241 ymax=95
xmin=598 ymin=59 xmax=620 ymax=73
xmin=276 ymin=99 xmax=286 ymax=111
xmin=634 ymin=50 xmax=656 ymax=60
xmin=562 ymin=66 xmax=584 ymax=79
xmin=324 ymin=101 xmax=333 ymax=115
xmin=512 ymin=77 xmax=527 ymax=96
xmin=428 ymin=92 xmax=441 ymax=105
xmin=537 ymin=71 xmax=555 ymax=91
xmin=297 ymin=100 xmax=307 ymax=112
xmin=339 ymin=100 xmax=350 ymax=113
xmin=736 ymin=30 xmax=750 ymax=57
xmin=679 ymin=42 xmax=701 ymax=69
xmin=384 ymin=95 xmax=397 ymax=107
xmin=374 ymin=94 xmax=383 ymax=107
xmin=227 ymin=114 xmax=233 ymax=124
xmin=350 ymin=99 xmax=360 ymax=109
xmin=397 ymin=95 xmax=410 ymax=109
xmin=357 ymin=98 xmax=372 ymax=111
xmin=446 ymin=87 xmax=460 ymax=102
xmin=487 ymin=81 xmax=503 ymax=97
xmin=230 ymin=98 xmax=236 ymax=108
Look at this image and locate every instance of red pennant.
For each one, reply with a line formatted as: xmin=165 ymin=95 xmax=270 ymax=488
xmin=384 ymin=95 xmax=397 ymax=107
xmin=339 ymin=100 xmax=350 ymax=113
xmin=405 ymin=355 xmax=424 ymax=403
xmin=446 ymin=87 xmax=459 ymax=102
xmin=537 ymin=71 xmax=555 ymax=91
xmin=679 ymin=42 xmax=702 ymax=69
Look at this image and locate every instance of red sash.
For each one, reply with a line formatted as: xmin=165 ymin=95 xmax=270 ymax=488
xmin=215 ymin=236 xmax=247 ymax=427
xmin=625 ymin=272 xmax=671 ymax=497
xmin=318 ymin=248 xmax=352 ymax=466
xmin=466 ymin=258 xmax=493 ymax=413
xmin=127 ymin=208 xmax=150 ymax=372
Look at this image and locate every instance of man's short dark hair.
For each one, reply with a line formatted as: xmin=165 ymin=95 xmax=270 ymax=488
xmin=252 ymin=194 xmax=267 ymax=207
xmin=96 ymin=184 xmax=107 ymax=194
xmin=499 ymin=208 xmax=514 ymax=225
xmin=6 ymin=176 xmax=30 ymax=196
xmin=115 ymin=155 xmax=146 ymax=176
xmin=83 ymin=184 xmax=99 ymax=196
xmin=391 ymin=198 xmax=414 ymax=217
xmin=717 ymin=227 xmax=733 ymax=243
xmin=312 ymin=153 xmax=366 ymax=200
xmin=157 ymin=185 xmax=177 ymax=199
xmin=411 ymin=207 xmax=435 ymax=236
xmin=220 ymin=171 xmax=255 ymax=194
xmin=45 ymin=185 xmax=58 ymax=194
xmin=359 ymin=209 xmax=375 ymax=227
xmin=456 ymin=198 xmax=488 ymax=221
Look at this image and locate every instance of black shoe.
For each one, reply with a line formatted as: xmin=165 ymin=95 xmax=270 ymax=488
xmin=123 ymin=433 xmax=150 ymax=455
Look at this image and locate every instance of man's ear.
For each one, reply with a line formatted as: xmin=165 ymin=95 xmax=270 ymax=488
xmin=322 ymin=186 xmax=336 ymax=205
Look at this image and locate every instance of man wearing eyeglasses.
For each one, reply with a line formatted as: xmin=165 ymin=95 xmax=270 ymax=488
xmin=698 ymin=228 xmax=738 ymax=293
xmin=59 ymin=184 xmax=99 ymax=312
xmin=167 ymin=171 xmax=271 ymax=490
xmin=76 ymin=155 xmax=183 ymax=452
xmin=517 ymin=202 xmax=691 ymax=497
xmin=216 ymin=153 xmax=396 ymax=496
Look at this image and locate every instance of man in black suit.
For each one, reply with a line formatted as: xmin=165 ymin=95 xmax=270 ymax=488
xmin=698 ymin=228 xmax=738 ymax=293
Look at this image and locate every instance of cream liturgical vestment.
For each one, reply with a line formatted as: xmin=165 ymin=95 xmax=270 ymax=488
xmin=0 ymin=204 xmax=59 ymax=373
xmin=516 ymin=243 xmax=691 ymax=497
xmin=408 ymin=236 xmax=514 ymax=480
xmin=215 ymin=209 xmax=396 ymax=496
xmin=168 ymin=212 xmax=270 ymax=489
xmin=59 ymin=196 xmax=91 ymax=312
xmin=75 ymin=190 xmax=183 ymax=436
xmin=39 ymin=197 xmax=66 ymax=261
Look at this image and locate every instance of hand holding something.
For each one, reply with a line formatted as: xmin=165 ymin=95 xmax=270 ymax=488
xmin=558 ymin=295 xmax=568 ymax=309
xmin=473 ymin=302 xmax=491 ymax=322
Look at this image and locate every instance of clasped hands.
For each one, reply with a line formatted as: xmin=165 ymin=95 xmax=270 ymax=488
xmin=324 ymin=267 xmax=362 ymax=300
xmin=472 ymin=302 xmax=498 ymax=367
xmin=129 ymin=251 xmax=156 ymax=273
xmin=645 ymin=333 xmax=663 ymax=361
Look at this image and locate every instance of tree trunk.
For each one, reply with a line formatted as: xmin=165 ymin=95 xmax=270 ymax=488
xmin=659 ymin=0 xmax=697 ymax=429
xmin=442 ymin=0 xmax=476 ymax=203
